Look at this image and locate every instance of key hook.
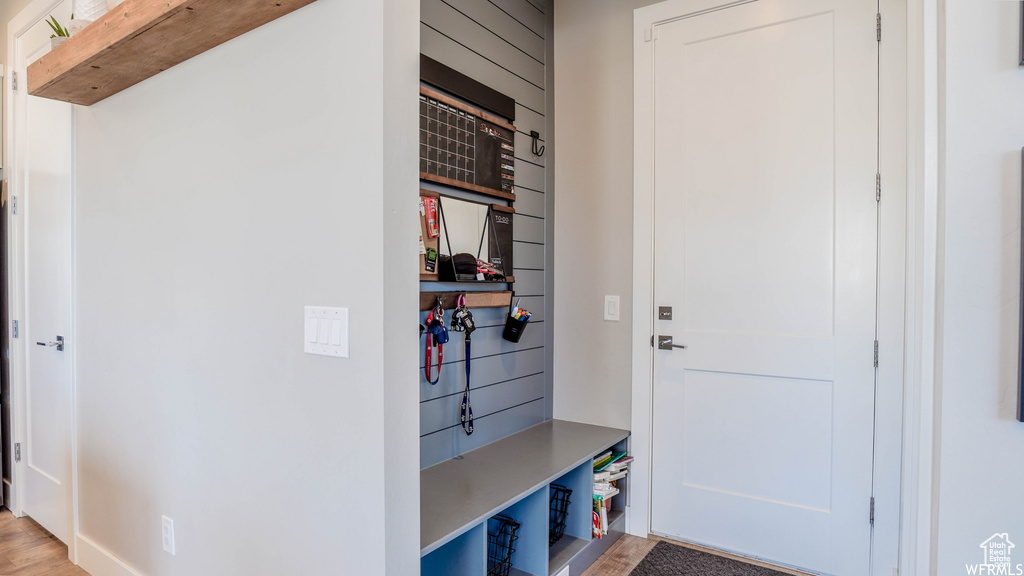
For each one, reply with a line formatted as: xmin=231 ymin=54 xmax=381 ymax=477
xmin=530 ymin=131 xmax=545 ymax=157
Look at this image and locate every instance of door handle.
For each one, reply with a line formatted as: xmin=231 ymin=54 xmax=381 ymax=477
xmin=657 ymin=336 xmax=686 ymax=350
xmin=36 ymin=335 xmax=64 ymax=351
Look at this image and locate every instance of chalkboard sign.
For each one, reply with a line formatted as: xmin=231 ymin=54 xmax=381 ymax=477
xmin=420 ymin=87 xmax=516 ymax=201
xmin=488 ymin=205 xmax=514 ymax=275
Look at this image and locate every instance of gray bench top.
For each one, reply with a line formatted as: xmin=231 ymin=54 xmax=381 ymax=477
xmin=421 ymin=419 xmax=630 ymax=556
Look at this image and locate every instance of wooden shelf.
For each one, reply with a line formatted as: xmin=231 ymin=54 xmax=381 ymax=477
xmin=419 ymin=291 xmax=512 ymax=312
xmin=28 ymin=0 xmax=317 ymax=106
xmin=420 ymin=277 xmax=515 ymax=284
xmin=420 ymin=172 xmax=516 ymax=202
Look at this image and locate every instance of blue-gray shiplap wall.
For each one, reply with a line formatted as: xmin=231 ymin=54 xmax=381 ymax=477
xmin=420 ymin=0 xmax=554 ymax=469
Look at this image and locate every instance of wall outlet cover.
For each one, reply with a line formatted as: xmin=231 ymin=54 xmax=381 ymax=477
xmin=161 ymin=515 xmax=175 ymax=555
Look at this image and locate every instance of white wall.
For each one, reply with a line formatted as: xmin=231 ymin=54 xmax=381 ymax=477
xmin=934 ymin=1 xmax=1024 ymax=572
xmin=552 ymin=0 xmax=659 ymax=430
xmin=71 ymin=0 xmax=418 ymax=574
xmin=382 ymin=0 xmax=421 ymax=572
xmin=0 ymin=0 xmax=33 ymax=65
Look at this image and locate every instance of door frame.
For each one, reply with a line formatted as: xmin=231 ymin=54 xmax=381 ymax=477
xmin=4 ymin=0 xmax=80 ymax=560
xmin=628 ymin=1 xmax=921 ymax=574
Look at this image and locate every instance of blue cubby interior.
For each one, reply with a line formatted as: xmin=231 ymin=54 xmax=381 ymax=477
xmin=422 ymin=524 xmax=485 ymax=576
xmin=492 ymin=486 xmax=548 ymax=576
xmin=548 ymin=460 xmax=595 ymax=573
xmin=555 ymin=461 xmax=594 ymax=542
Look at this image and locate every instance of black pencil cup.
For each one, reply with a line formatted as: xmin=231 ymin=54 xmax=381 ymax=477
xmin=502 ymin=314 xmax=529 ymax=343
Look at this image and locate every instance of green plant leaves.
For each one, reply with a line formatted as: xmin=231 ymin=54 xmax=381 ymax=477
xmin=46 ymin=15 xmax=70 ymax=38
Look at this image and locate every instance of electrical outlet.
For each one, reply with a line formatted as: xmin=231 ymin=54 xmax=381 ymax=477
xmin=161 ymin=515 xmax=175 ymax=555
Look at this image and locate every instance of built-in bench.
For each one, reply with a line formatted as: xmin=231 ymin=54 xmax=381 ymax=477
xmin=421 ymin=419 xmax=630 ymax=576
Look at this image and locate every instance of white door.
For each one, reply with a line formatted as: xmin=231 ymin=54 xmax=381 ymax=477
xmin=12 ymin=6 xmax=75 ymax=544
xmin=647 ymin=1 xmax=878 ymax=575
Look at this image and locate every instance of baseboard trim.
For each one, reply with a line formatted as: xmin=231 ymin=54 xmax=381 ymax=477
xmin=76 ymin=534 xmax=146 ymax=576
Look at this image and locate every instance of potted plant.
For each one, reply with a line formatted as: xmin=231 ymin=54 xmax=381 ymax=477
xmin=46 ymin=15 xmax=71 ymax=49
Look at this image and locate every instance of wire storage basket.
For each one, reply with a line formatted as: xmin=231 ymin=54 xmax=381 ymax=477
xmin=549 ymin=483 xmax=573 ymax=545
xmin=487 ymin=514 xmax=521 ymax=576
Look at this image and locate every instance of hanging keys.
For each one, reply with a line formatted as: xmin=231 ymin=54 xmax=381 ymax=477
xmin=450 ymin=295 xmax=467 ymax=333
xmin=451 ymin=294 xmax=476 ymax=337
xmin=427 ymin=297 xmax=449 ymax=345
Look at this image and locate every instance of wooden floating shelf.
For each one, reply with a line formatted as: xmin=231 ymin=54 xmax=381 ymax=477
xmin=28 ymin=0 xmax=318 ymax=106
xmin=419 ymin=173 xmax=516 ymax=202
xmin=419 ymin=291 xmax=512 ymax=312
xmin=420 ymin=276 xmax=515 ymax=283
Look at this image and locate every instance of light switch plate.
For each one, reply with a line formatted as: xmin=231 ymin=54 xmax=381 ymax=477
xmin=304 ymin=307 xmax=349 ymax=358
xmin=604 ymin=295 xmax=620 ymax=322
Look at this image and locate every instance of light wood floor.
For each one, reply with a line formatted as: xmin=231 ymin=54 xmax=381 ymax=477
xmin=581 ymin=535 xmax=659 ymax=576
xmin=0 ymin=509 xmax=89 ymax=576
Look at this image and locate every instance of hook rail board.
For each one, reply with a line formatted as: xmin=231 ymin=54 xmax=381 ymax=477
xmin=420 ymin=291 xmax=512 ymax=312
xmin=27 ymin=0 xmax=318 ymax=106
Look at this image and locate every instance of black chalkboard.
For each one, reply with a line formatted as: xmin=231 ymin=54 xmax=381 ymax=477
xmin=475 ymin=121 xmax=516 ymax=194
xmin=488 ymin=207 xmax=514 ymax=275
xmin=420 ymin=87 xmax=516 ymax=200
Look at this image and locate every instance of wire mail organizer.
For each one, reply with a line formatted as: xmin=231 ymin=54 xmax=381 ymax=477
xmin=549 ymin=483 xmax=573 ymax=546
xmin=487 ymin=514 xmax=521 ymax=576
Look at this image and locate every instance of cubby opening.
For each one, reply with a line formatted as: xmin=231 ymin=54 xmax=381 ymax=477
xmin=548 ymin=461 xmax=593 ymax=575
xmin=492 ymin=487 xmax=548 ymax=576
xmin=422 ymin=524 xmax=486 ymax=576
xmin=606 ymin=438 xmax=629 ymax=528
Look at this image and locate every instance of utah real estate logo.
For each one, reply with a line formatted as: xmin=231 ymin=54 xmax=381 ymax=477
xmin=967 ymin=534 xmax=1023 ymax=575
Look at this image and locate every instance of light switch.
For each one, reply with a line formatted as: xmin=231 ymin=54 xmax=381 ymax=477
xmin=306 ymin=317 xmax=318 ymax=343
xmin=304 ymin=307 xmax=350 ymax=358
xmin=330 ymin=320 xmax=342 ymax=346
xmin=604 ymin=295 xmax=620 ymax=322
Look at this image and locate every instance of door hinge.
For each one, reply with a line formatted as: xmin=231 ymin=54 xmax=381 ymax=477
xmin=12 ymin=320 xmax=18 ymax=339
xmin=876 ymin=13 xmax=882 ymax=42
xmin=14 ymin=443 xmax=21 ymax=462
xmin=869 ymin=496 xmax=875 ymax=525
xmin=876 ymin=173 xmax=881 ymax=202
xmin=651 ymin=335 xmax=655 ymax=348
xmin=11 ymin=71 xmax=17 ymax=91
xmin=874 ymin=340 xmax=879 ymax=367
xmin=12 ymin=196 xmax=18 ymax=215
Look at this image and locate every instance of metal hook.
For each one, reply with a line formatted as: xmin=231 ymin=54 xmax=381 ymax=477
xmin=530 ymin=131 xmax=545 ymax=157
